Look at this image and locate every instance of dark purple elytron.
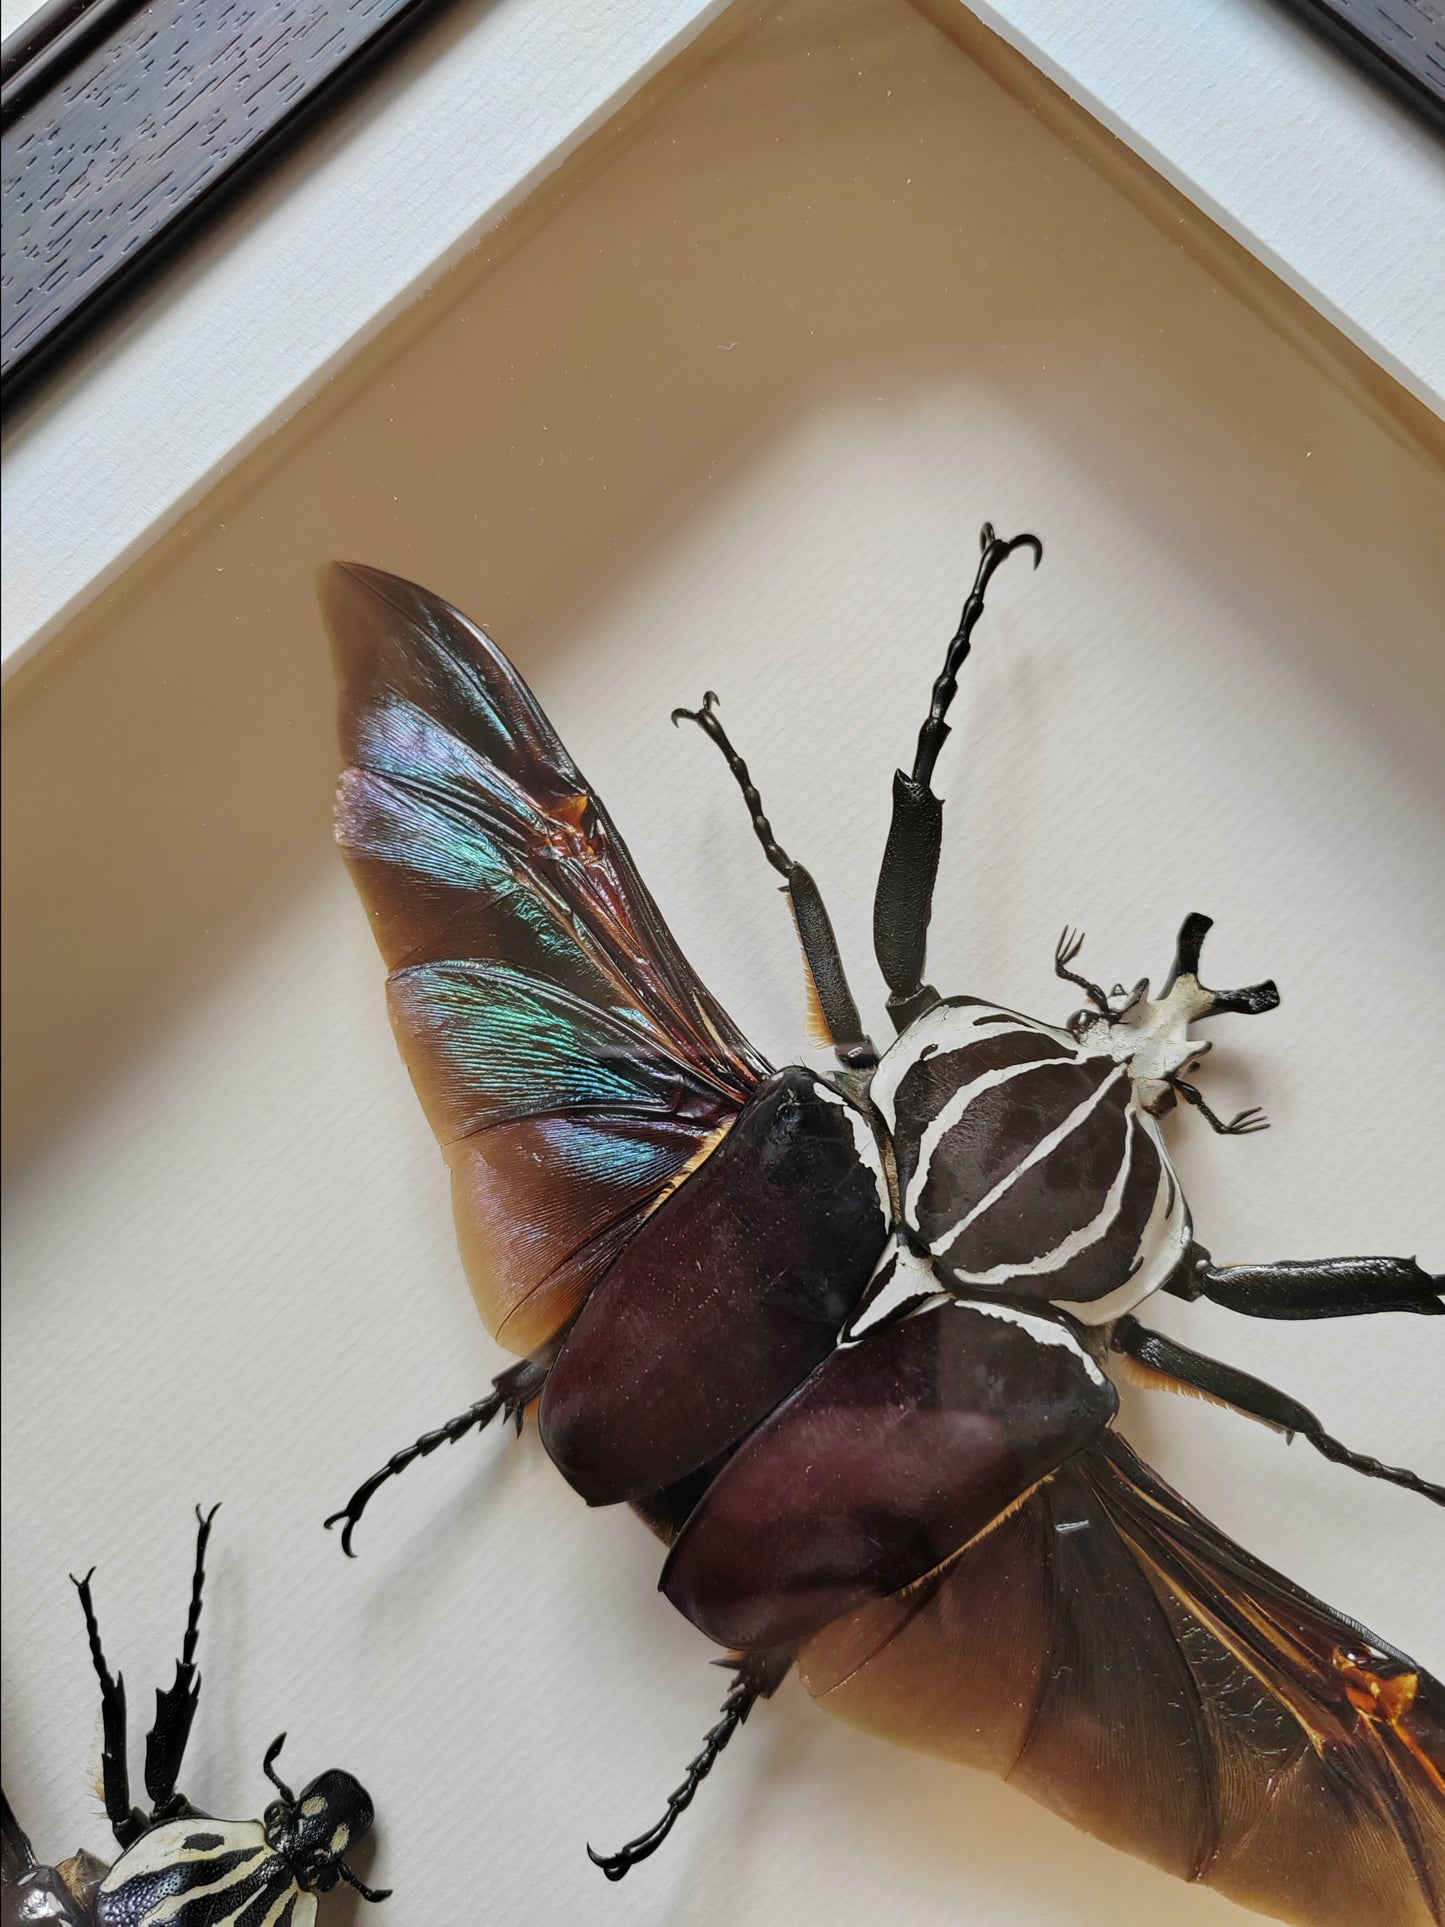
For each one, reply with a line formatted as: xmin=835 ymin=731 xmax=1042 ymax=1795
xmin=322 ymin=528 xmax=1443 ymax=1925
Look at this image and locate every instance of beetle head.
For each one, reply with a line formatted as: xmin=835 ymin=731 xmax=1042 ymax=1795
xmin=1069 ymin=913 xmax=1278 ymax=1112
xmin=261 ymin=1735 xmax=390 ymax=1903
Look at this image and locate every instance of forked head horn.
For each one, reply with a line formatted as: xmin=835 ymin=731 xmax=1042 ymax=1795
xmin=1162 ymin=912 xmax=1279 ymax=1018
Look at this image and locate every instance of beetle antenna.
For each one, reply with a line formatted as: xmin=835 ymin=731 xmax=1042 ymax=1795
xmin=586 ymin=1651 xmax=790 ymax=1880
xmin=336 ymin=1860 xmax=393 ymax=1904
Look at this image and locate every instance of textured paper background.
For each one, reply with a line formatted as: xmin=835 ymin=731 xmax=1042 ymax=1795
xmin=4 ymin=2 xmax=1442 ymax=1921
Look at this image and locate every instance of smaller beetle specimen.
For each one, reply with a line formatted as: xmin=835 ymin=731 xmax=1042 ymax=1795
xmin=0 ymin=1508 xmax=388 ymax=1927
xmin=323 ymin=530 xmax=1443 ymax=1925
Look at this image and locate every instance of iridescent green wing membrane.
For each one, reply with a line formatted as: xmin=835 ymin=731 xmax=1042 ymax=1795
xmin=324 ymin=565 xmax=769 ymax=1353
xmin=799 ymin=1433 xmax=1445 ymax=1926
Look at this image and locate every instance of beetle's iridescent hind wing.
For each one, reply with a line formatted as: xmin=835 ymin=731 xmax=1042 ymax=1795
xmin=323 ymin=565 xmax=769 ymax=1354
xmin=799 ymin=1432 xmax=1445 ymax=1927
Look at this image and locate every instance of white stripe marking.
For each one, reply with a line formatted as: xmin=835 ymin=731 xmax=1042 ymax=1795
xmin=944 ymin=1102 xmax=1136 ymax=1287
xmin=841 ymin=1237 xmax=940 ymax=1343
xmin=904 ymin=1054 xmax=1094 ymax=1224
xmin=101 ymin=1821 xmax=267 ymax=1886
xmin=1054 ymin=1116 xmax=1191 ymax=1323
xmin=814 ymin=1077 xmax=890 ymax=1218
xmin=871 ymin=999 xmax=1074 ymax=1133
xmin=950 ymin=1296 xmax=1106 ymax=1386
xmin=923 ymin=1062 xmax=1127 ymax=1248
xmin=98 ymin=1818 xmax=319 ymax=1927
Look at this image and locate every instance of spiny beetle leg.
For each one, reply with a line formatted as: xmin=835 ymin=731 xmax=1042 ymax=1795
xmin=586 ymin=1649 xmax=792 ymax=1880
xmin=1165 ymin=1243 xmax=1444 ymax=1319
xmin=143 ymin=1503 xmax=220 ymax=1819
xmin=71 ymin=1565 xmax=147 ymax=1849
xmin=324 ymin=1357 xmax=549 ymax=1556
xmin=1168 ymin=1077 xmax=1268 ymax=1136
xmin=1112 ymin=1315 xmax=1444 ymax=1505
xmin=873 ymin=523 xmax=1042 ymax=1028
xmin=672 ymin=692 xmax=874 ymax=1068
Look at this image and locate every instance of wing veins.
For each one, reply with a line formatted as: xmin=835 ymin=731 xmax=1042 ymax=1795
xmin=1095 ymin=1443 xmax=1443 ymax=1912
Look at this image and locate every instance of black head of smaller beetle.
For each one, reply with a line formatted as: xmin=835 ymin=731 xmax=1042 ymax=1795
xmin=260 ymin=1733 xmax=391 ymax=1903
xmin=1059 ymin=912 xmax=1280 ymax=1122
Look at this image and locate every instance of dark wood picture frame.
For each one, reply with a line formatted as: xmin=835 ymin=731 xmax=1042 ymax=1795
xmin=2 ymin=0 xmax=1441 ymax=410
xmin=1 ymin=0 xmax=454 ymax=406
xmin=1274 ymin=0 xmax=1444 ymax=128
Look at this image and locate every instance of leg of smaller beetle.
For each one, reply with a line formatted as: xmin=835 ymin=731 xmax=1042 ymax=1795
xmin=873 ymin=524 xmax=1043 ymax=1029
xmin=587 ymin=1649 xmax=792 ymax=1880
xmin=1168 ymin=1077 xmax=1269 ymax=1137
xmin=262 ymin=1733 xmax=297 ymax=1806
xmin=673 ymin=694 xmax=875 ymax=1068
xmin=1164 ymin=1243 xmax=1443 ymax=1319
xmin=72 ymin=1568 xmax=147 ymax=1849
xmin=324 ymin=1357 xmax=549 ymax=1556
xmin=143 ymin=1504 xmax=219 ymax=1820
xmin=336 ymin=1862 xmax=393 ymax=1905
xmin=1112 ymin=1315 xmax=1444 ymax=1504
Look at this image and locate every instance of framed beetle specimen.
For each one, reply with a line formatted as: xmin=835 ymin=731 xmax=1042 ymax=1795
xmin=3 ymin=0 xmax=1441 ymax=1916
xmin=0 ymin=1508 xmax=388 ymax=1926
xmin=321 ymin=528 xmax=1443 ymax=1925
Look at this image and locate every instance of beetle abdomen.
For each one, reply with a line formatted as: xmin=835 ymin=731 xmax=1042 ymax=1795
xmin=95 ymin=1821 xmax=314 ymax=1927
xmin=874 ymin=998 xmax=1189 ymax=1316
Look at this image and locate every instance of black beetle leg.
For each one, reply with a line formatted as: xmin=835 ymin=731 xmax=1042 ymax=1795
xmin=335 ymin=1861 xmax=393 ymax=1904
xmin=873 ymin=524 xmax=1042 ymax=1031
xmin=71 ymin=1566 xmax=146 ymax=1849
xmin=1054 ymin=927 xmax=1111 ymax=1013
xmin=586 ymin=1648 xmax=792 ymax=1880
xmin=1112 ymin=1315 xmax=1444 ymax=1505
xmin=262 ymin=1733 xmax=297 ymax=1805
xmin=324 ymin=1357 xmax=549 ymax=1556
xmin=1163 ymin=1242 xmax=1443 ymax=1319
xmin=673 ymin=693 xmax=875 ymax=1070
xmin=143 ymin=1504 xmax=219 ymax=1821
xmin=1168 ymin=1076 xmax=1268 ymax=1136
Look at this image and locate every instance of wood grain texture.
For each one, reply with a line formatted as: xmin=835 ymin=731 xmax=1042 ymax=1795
xmin=1 ymin=0 xmax=450 ymax=400
xmin=1275 ymin=0 xmax=1444 ymax=125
